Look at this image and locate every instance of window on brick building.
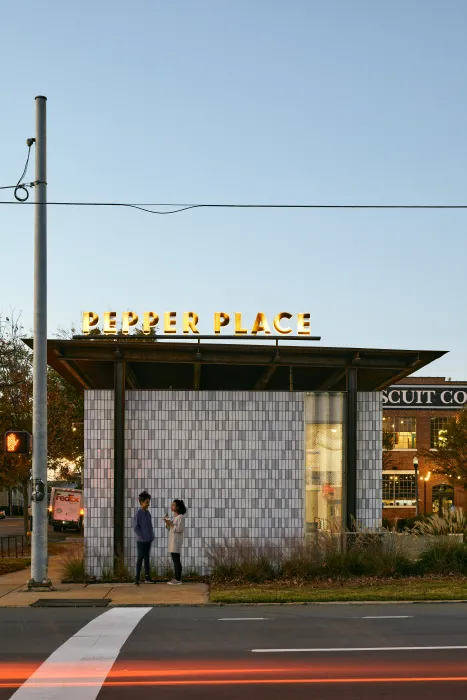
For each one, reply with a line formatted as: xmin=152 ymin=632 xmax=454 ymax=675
xmin=382 ymin=473 xmax=416 ymax=507
xmin=430 ymin=417 xmax=450 ymax=449
xmin=383 ymin=416 xmax=417 ymax=449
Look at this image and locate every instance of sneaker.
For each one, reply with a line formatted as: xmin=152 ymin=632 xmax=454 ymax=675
xmin=144 ymin=577 xmax=155 ymax=584
xmin=135 ymin=580 xmax=140 ymax=587
xmin=167 ymin=580 xmax=182 ymax=586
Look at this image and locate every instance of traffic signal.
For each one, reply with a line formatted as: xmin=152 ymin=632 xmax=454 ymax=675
xmin=4 ymin=431 xmax=31 ymax=454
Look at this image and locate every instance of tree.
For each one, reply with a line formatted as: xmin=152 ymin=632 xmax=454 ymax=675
xmin=0 ymin=313 xmax=33 ymax=533
xmin=420 ymin=407 xmax=467 ymax=485
xmin=383 ymin=429 xmax=396 ymax=469
xmin=1 ymin=313 xmax=85 ymax=531
xmin=47 ymin=369 xmax=84 ymax=483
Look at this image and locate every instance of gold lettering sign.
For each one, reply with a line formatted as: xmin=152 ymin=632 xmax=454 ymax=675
xmin=143 ymin=312 xmax=159 ymax=335
xmin=274 ymin=312 xmax=292 ymax=335
xmin=82 ymin=312 xmax=99 ymax=334
xmin=297 ymin=312 xmax=311 ymax=335
xmin=164 ymin=311 xmax=177 ymax=334
xmin=234 ymin=312 xmax=247 ymax=335
xmin=103 ymin=311 xmax=117 ymax=335
xmin=122 ymin=312 xmax=138 ymax=335
xmin=214 ymin=312 xmax=230 ymax=333
xmin=251 ymin=312 xmax=271 ymax=335
xmin=82 ymin=311 xmax=313 ymax=336
xmin=183 ymin=312 xmax=199 ymax=334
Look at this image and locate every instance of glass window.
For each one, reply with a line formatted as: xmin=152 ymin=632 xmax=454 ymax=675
xmin=305 ymin=393 xmax=344 ymax=531
xmin=430 ymin=417 xmax=450 ymax=449
xmin=383 ymin=416 xmax=416 ymax=449
xmin=382 ymin=473 xmax=416 ymax=507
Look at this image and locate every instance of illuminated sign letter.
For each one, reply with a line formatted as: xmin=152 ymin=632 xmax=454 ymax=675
xmin=183 ymin=312 xmax=199 ymax=334
xmin=273 ymin=312 xmax=292 ymax=335
xmin=122 ymin=312 xmax=139 ymax=335
xmin=297 ymin=313 xmax=311 ymax=335
xmin=82 ymin=312 xmax=99 ymax=335
xmin=103 ymin=311 xmax=117 ymax=335
xmin=235 ymin=312 xmax=248 ymax=335
xmin=164 ymin=311 xmax=177 ymax=334
xmin=214 ymin=312 xmax=230 ymax=334
xmin=251 ymin=312 xmax=271 ymax=335
xmin=143 ymin=312 xmax=159 ymax=334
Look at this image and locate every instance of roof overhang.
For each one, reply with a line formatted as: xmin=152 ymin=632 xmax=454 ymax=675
xmin=23 ymin=337 xmax=447 ymax=393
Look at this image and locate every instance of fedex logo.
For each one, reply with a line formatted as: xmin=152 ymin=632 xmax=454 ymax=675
xmin=57 ymin=494 xmax=79 ymax=503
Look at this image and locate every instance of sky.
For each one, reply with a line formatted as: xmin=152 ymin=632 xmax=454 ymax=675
xmin=0 ymin=0 xmax=466 ymax=379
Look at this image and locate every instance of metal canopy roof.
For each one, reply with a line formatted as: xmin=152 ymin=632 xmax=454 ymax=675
xmin=24 ymin=337 xmax=447 ymax=393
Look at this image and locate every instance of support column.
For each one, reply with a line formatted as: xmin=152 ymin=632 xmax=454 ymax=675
xmin=113 ymin=353 xmax=126 ymax=563
xmin=345 ymin=367 xmax=358 ymax=531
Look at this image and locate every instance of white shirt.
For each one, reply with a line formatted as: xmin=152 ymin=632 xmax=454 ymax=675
xmin=168 ymin=514 xmax=185 ymax=553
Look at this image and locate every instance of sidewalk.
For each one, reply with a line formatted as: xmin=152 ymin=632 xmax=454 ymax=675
xmin=0 ymin=549 xmax=208 ymax=607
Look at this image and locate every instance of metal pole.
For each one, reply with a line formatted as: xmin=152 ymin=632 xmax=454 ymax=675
xmin=414 ymin=463 xmax=419 ymax=516
xmin=29 ymin=96 xmax=50 ymax=586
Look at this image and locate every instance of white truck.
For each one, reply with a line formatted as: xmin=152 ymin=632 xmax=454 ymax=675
xmin=49 ymin=487 xmax=84 ymax=533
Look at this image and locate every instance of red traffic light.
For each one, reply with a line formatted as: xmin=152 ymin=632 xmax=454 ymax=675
xmin=4 ymin=431 xmax=31 ymax=454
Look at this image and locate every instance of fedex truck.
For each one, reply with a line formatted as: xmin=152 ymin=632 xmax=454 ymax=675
xmin=49 ymin=488 xmax=84 ymax=532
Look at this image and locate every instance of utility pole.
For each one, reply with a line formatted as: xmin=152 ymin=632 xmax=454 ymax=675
xmin=28 ymin=96 xmax=50 ymax=588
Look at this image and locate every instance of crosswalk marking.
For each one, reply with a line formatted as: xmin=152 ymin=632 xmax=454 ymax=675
xmin=10 ymin=607 xmax=151 ymax=699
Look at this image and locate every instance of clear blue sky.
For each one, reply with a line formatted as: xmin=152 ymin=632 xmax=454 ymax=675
xmin=1 ymin=1 xmax=466 ymax=378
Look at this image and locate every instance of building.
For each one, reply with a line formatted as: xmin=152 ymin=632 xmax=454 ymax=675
xmin=29 ymin=335 xmax=445 ymax=576
xmin=0 ymin=487 xmax=24 ymax=514
xmin=382 ymin=377 xmax=467 ymax=524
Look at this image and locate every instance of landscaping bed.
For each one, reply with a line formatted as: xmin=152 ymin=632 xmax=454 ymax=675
xmin=0 ymin=558 xmax=31 ymax=576
xmin=210 ymin=576 xmax=467 ymax=604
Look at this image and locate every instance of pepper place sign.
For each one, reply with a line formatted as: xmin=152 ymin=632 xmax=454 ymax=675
xmin=82 ymin=311 xmax=312 ymax=336
xmin=383 ymin=385 xmax=467 ymax=410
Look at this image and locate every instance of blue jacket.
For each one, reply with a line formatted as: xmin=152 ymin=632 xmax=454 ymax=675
xmin=134 ymin=508 xmax=155 ymax=543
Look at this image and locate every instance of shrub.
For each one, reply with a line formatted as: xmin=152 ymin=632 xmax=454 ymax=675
xmin=417 ymin=540 xmax=467 ymax=575
xmin=62 ymin=550 xmax=88 ymax=581
xmin=413 ymin=510 xmax=467 ymax=536
xmin=207 ymin=533 xmax=415 ymax=582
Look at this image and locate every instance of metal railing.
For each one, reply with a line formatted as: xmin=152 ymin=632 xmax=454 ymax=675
xmin=0 ymin=534 xmax=29 ymax=558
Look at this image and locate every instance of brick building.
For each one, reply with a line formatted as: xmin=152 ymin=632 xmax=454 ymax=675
xmin=382 ymin=377 xmax=467 ymax=524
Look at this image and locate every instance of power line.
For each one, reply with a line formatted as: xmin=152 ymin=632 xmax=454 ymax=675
xmin=0 ymin=201 xmax=466 ymax=215
xmin=0 ymin=140 xmax=35 ymax=201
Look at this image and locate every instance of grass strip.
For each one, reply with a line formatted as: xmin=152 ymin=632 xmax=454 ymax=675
xmin=210 ymin=578 xmax=467 ymax=604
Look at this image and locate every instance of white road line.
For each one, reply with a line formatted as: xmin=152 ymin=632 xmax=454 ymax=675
xmin=11 ymin=607 xmax=151 ymax=699
xmin=252 ymin=646 xmax=467 ymax=653
xmin=359 ymin=616 xmax=413 ymax=619
xmin=219 ymin=617 xmax=269 ymax=621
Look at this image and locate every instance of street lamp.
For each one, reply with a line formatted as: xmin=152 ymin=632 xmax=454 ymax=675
xmin=413 ymin=456 xmax=419 ymax=516
xmin=423 ymin=471 xmax=431 ymax=515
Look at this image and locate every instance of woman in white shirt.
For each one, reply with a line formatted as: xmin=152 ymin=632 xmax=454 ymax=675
xmin=163 ymin=499 xmax=186 ymax=585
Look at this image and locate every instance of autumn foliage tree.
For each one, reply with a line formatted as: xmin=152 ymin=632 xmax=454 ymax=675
xmin=420 ymin=407 xmax=467 ymax=487
xmin=0 ymin=313 xmax=84 ymax=531
xmin=0 ymin=314 xmax=33 ymax=532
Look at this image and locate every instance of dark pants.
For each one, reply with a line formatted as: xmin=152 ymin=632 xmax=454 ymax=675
xmin=171 ymin=552 xmax=182 ymax=581
xmin=136 ymin=541 xmax=151 ymax=581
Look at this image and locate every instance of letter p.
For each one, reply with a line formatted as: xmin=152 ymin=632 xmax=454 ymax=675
xmin=82 ymin=312 xmax=99 ymax=335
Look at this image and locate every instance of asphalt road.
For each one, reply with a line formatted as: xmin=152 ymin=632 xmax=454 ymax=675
xmin=1 ymin=603 xmax=467 ymax=698
xmin=0 ymin=517 xmax=83 ymax=540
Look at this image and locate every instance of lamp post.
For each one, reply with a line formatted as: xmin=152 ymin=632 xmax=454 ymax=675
xmin=413 ymin=456 xmax=419 ymax=516
xmin=424 ymin=472 xmax=431 ymax=515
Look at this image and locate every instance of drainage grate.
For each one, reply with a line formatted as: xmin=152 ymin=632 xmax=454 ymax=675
xmin=31 ymin=599 xmax=110 ymax=608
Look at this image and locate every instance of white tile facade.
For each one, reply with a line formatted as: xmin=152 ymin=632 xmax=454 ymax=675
xmin=356 ymin=391 xmax=383 ymax=530
xmin=84 ymin=390 xmax=383 ymax=576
